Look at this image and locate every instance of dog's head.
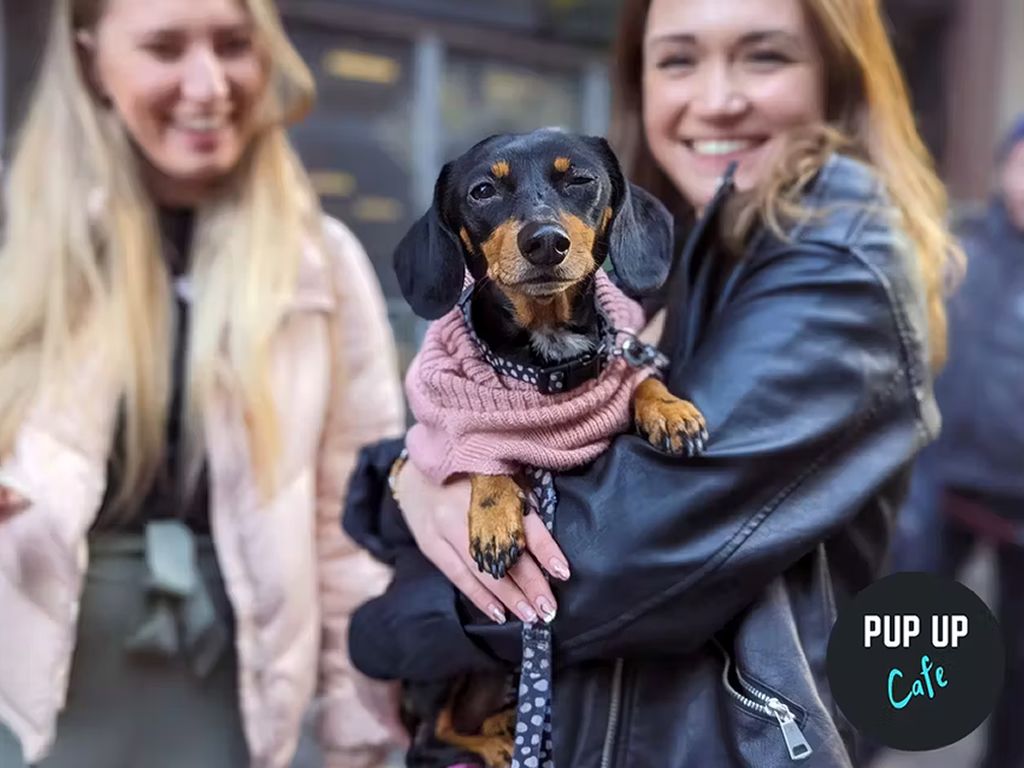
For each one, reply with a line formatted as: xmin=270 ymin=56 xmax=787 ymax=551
xmin=394 ymin=129 xmax=675 ymax=319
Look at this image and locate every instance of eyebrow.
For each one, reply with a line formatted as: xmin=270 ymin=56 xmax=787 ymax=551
xmin=137 ymin=20 xmax=253 ymax=38
xmin=647 ymin=29 xmax=804 ymax=48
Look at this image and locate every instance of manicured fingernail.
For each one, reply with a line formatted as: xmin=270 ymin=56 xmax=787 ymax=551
xmin=517 ymin=601 xmax=538 ymax=624
xmin=488 ymin=604 xmax=507 ymax=624
xmin=536 ymin=597 xmax=557 ymax=624
xmin=548 ymin=558 xmax=570 ymax=581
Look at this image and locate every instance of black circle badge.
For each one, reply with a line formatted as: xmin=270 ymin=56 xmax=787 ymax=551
xmin=827 ymin=572 xmax=1004 ymax=751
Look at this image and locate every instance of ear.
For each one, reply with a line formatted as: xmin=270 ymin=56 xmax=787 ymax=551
xmin=589 ymin=137 xmax=674 ymax=298
xmin=393 ymin=164 xmax=466 ymax=319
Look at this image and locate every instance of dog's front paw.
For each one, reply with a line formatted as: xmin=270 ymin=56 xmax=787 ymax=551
xmin=633 ymin=378 xmax=708 ymax=456
xmin=469 ymin=475 xmax=527 ymax=579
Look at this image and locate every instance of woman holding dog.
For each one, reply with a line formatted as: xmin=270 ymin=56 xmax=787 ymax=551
xmin=347 ymin=0 xmax=958 ymax=765
xmin=0 ymin=0 xmax=405 ymax=766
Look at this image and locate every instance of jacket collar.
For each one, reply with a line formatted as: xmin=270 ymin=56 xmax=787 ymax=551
xmin=786 ymin=153 xmax=890 ymax=248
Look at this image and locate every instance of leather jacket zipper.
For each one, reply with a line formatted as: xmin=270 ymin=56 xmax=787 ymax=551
xmin=600 ymin=658 xmax=625 ymax=768
xmin=721 ymin=651 xmax=813 ymax=761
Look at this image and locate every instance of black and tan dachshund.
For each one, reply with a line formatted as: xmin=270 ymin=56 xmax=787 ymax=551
xmin=394 ymin=130 xmax=708 ymax=766
xmin=395 ymin=128 xmax=706 ymax=582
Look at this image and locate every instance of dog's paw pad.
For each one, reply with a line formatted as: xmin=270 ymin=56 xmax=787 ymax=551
xmin=469 ymin=479 xmax=527 ymax=579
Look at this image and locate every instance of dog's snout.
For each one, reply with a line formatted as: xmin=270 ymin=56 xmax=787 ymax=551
xmin=517 ymin=222 xmax=571 ymax=267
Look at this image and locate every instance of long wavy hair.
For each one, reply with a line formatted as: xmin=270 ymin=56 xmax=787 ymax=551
xmin=0 ymin=0 xmax=318 ymax=511
xmin=610 ymin=0 xmax=961 ymax=370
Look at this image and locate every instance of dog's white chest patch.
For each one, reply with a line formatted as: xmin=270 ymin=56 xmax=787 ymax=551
xmin=530 ymin=329 xmax=595 ymax=362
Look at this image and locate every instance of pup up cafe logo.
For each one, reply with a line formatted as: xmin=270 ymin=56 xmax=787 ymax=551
xmin=827 ymin=572 xmax=1004 ymax=751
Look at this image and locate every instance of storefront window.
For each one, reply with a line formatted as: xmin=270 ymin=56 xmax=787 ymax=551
xmin=442 ymin=51 xmax=583 ymax=160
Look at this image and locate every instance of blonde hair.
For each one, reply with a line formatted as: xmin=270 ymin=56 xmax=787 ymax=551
xmin=0 ymin=0 xmax=318 ymax=511
xmin=611 ymin=0 xmax=961 ymax=370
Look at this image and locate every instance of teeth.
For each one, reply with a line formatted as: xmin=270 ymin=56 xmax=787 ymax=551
xmin=691 ymin=139 xmax=755 ymax=156
xmin=178 ymin=116 xmax=224 ymax=132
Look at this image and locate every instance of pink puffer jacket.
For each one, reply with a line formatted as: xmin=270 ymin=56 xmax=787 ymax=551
xmin=0 ymin=217 xmax=404 ymax=767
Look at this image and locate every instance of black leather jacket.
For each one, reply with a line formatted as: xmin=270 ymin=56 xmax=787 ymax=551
xmin=344 ymin=155 xmax=938 ymax=767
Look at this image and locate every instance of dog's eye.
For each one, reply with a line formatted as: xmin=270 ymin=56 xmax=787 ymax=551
xmin=469 ymin=182 xmax=497 ymax=201
xmin=567 ymin=175 xmax=595 ymax=187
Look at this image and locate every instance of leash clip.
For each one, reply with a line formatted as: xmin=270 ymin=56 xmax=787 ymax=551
xmin=615 ymin=332 xmax=669 ymax=371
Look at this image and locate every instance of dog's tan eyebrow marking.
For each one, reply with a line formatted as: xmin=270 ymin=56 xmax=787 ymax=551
xmin=491 ymin=161 xmax=510 ymax=178
xmin=553 ymin=156 xmax=571 ymax=173
xmin=459 ymin=227 xmax=474 ymax=253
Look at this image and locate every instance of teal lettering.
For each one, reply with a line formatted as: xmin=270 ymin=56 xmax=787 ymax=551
xmin=888 ymin=668 xmax=912 ymax=709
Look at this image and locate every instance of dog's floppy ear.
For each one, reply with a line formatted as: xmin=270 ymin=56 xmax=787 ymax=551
xmin=589 ymin=137 xmax=674 ymax=298
xmin=394 ymin=163 xmax=465 ymax=319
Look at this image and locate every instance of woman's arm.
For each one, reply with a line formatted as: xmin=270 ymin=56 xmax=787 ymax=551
xmin=374 ymin=238 xmax=934 ymax=675
xmin=314 ymin=219 xmax=407 ymax=765
xmin=529 ymin=241 xmax=933 ymax=662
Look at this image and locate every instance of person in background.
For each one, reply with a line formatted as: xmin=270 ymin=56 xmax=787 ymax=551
xmin=0 ymin=0 xmax=404 ymax=766
xmin=893 ymin=115 xmax=1024 ymax=768
xmin=344 ymin=0 xmax=960 ymax=765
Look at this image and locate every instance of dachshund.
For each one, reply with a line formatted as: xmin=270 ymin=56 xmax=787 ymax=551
xmin=393 ymin=129 xmax=706 ymax=766
xmin=396 ymin=128 xmax=706 ymax=581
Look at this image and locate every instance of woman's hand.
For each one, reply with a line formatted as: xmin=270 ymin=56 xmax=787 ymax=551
xmin=396 ymin=461 xmax=571 ymax=625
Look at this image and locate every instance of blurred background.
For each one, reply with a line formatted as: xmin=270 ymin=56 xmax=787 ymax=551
xmin=1 ymin=2 xmax=1022 ymax=766
xmin=3 ymin=0 xmax=1023 ymax=370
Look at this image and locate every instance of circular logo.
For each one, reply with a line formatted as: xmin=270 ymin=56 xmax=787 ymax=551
xmin=826 ymin=572 xmax=1004 ymax=751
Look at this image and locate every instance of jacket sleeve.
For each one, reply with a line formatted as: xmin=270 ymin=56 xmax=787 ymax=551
xmin=540 ymin=241 xmax=933 ymax=663
xmin=314 ymin=218 xmax=406 ymax=766
xmin=453 ymin=240 xmax=934 ymax=666
xmin=0 ymin=311 xmax=118 ymax=595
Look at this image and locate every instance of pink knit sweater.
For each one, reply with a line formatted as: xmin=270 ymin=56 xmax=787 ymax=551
xmin=405 ymin=272 xmax=654 ymax=482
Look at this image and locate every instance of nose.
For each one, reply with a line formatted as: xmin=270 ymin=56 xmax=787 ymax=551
xmin=517 ymin=222 xmax=571 ymax=267
xmin=182 ymin=46 xmax=229 ymax=103
xmin=693 ymin=61 xmax=747 ymax=118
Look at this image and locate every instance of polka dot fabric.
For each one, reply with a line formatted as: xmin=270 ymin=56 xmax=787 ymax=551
xmin=512 ymin=467 xmax=558 ymax=768
xmin=458 ymin=285 xmax=615 ymax=395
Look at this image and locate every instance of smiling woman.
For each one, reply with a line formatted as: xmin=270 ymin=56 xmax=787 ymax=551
xmin=76 ymin=0 xmax=271 ymax=205
xmin=640 ymin=0 xmax=826 ymax=211
xmin=0 ymin=0 xmax=405 ymax=767
xmin=341 ymin=0 xmax=962 ymax=766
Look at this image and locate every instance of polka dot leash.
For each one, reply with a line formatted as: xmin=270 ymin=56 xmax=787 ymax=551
xmin=512 ymin=467 xmax=558 ymax=768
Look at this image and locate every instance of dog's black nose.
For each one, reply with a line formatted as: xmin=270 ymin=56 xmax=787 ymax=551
xmin=518 ymin=222 xmax=571 ymax=266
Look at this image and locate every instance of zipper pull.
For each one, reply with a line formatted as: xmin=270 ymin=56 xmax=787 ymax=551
xmin=766 ymin=698 xmax=813 ymax=761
